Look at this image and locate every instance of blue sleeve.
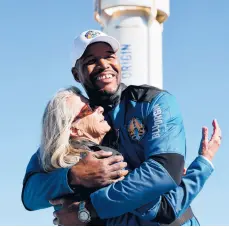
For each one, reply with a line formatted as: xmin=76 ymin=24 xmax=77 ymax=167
xmin=106 ymin=156 xmax=214 ymax=225
xmin=164 ymin=155 xmax=214 ymax=218
xmin=90 ymin=92 xmax=185 ymax=219
xmin=22 ymin=149 xmax=74 ymax=211
xmin=144 ymin=92 xmax=186 ymax=158
xmin=91 ymin=159 xmax=177 ymax=219
xmin=129 ymin=156 xmax=214 ymax=222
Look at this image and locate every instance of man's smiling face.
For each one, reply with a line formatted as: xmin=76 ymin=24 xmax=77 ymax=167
xmin=74 ymin=42 xmax=121 ymax=95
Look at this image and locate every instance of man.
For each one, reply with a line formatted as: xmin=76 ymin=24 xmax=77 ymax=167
xmin=22 ymin=30 xmax=214 ymax=225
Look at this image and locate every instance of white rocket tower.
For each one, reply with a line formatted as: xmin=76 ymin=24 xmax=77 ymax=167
xmin=94 ymin=0 xmax=170 ymax=89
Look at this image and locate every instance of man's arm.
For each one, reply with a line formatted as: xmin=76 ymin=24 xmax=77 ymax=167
xmin=22 ymin=149 xmax=128 ymax=211
xmin=89 ymin=92 xmax=185 ymax=219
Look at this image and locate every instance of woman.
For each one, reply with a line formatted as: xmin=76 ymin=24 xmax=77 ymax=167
xmin=40 ymin=86 xmax=120 ymax=173
xmin=40 ymin=86 xmax=221 ymax=225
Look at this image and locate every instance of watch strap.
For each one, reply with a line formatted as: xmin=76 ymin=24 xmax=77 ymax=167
xmin=79 ymin=201 xmax=86 ymax=211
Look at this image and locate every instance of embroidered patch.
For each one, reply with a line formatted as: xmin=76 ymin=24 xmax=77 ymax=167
xmin=127 ymin=117 xmax=146 ymax=141
xmin=151 ymin=104 xmax=163 ymax=138
xmin=85 ymin=30 xmax=100 ymax=39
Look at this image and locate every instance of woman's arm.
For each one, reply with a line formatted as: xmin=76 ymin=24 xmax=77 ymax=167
xmin=154 ymin=119 xmax=222 ymax=223
xmin=22 ymin=149 xmax=127 ymax=211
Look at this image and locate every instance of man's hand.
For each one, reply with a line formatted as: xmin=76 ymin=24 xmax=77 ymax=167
xmin=50 ymin=198 xmax=83 ymax=226
xmin=69 ymin=150 xmax=128 ymax=187
xmin=199 ymin=119 xmax=222 ymax=161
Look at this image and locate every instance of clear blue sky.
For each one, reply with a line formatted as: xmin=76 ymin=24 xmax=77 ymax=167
xmin=0 ymin=0 xmax=228 ymax=225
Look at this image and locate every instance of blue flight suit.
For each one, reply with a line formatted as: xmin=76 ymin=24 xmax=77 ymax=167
xmin=22 ymin=85 xmax=214 ymax=225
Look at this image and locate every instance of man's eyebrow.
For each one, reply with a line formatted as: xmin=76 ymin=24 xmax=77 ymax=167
xmin=107 ymin=50 xmax=115 ymax=54
xmin=82 ymin=51 xmax=115 ymax=62
xmin=82 ymin=54 xmax=93 ymax=61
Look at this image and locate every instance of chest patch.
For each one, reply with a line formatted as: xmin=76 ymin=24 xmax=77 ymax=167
xmin=127 ymin=117 xmax=146 ymax=141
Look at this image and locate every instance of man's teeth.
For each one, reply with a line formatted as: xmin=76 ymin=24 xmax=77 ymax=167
xmin=96 ymin=74 xmax=113 ymax=81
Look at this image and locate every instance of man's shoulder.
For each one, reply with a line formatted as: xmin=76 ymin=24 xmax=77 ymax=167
xmin=121 ymin=84 xmax=169 ymax=103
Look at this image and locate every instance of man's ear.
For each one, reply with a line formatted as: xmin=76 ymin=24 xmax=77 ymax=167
xmin=71 ymin=67 xmax=80 ymax=82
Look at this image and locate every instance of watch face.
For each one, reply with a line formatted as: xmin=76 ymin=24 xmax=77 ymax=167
xmin=79 ymin=211 xmax=89 ymax=221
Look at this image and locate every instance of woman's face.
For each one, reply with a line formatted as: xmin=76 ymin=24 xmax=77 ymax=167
xmin=70 ymin=94 xmax=111 ymax=137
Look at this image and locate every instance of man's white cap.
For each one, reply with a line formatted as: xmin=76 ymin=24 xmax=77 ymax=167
xmin=72 ymin=29 xmax=120 ymax=66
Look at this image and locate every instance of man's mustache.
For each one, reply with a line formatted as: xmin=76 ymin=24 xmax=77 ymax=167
xmin=90 ymin=68 xmax=118 ymax=83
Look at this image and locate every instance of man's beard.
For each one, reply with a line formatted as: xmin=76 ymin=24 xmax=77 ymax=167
xmin=85 ymin=79 xmax=119 ymax=97
xmin=84 ymin=82 xmax=120 ymax=107
xmin=97 ymin=85 xmax=119 ymax=96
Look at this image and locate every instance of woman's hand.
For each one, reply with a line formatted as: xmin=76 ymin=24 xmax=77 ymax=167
xmin=199 ymin=119 xmax=222 ymax=162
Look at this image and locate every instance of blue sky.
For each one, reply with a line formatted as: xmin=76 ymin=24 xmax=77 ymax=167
xmin=0 ymin=0 xmax=228 ymax=225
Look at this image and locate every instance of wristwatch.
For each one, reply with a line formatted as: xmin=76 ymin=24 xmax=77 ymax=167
xmin=78 ymin=201 xmax=91 ymax=223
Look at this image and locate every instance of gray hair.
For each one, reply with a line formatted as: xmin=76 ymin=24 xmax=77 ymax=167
xmin=40 ymin=86 xmax=84 ymax=172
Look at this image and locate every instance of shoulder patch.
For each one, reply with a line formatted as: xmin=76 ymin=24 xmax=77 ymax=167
xmin=127 ymin=117 xmax=146 ymax=141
